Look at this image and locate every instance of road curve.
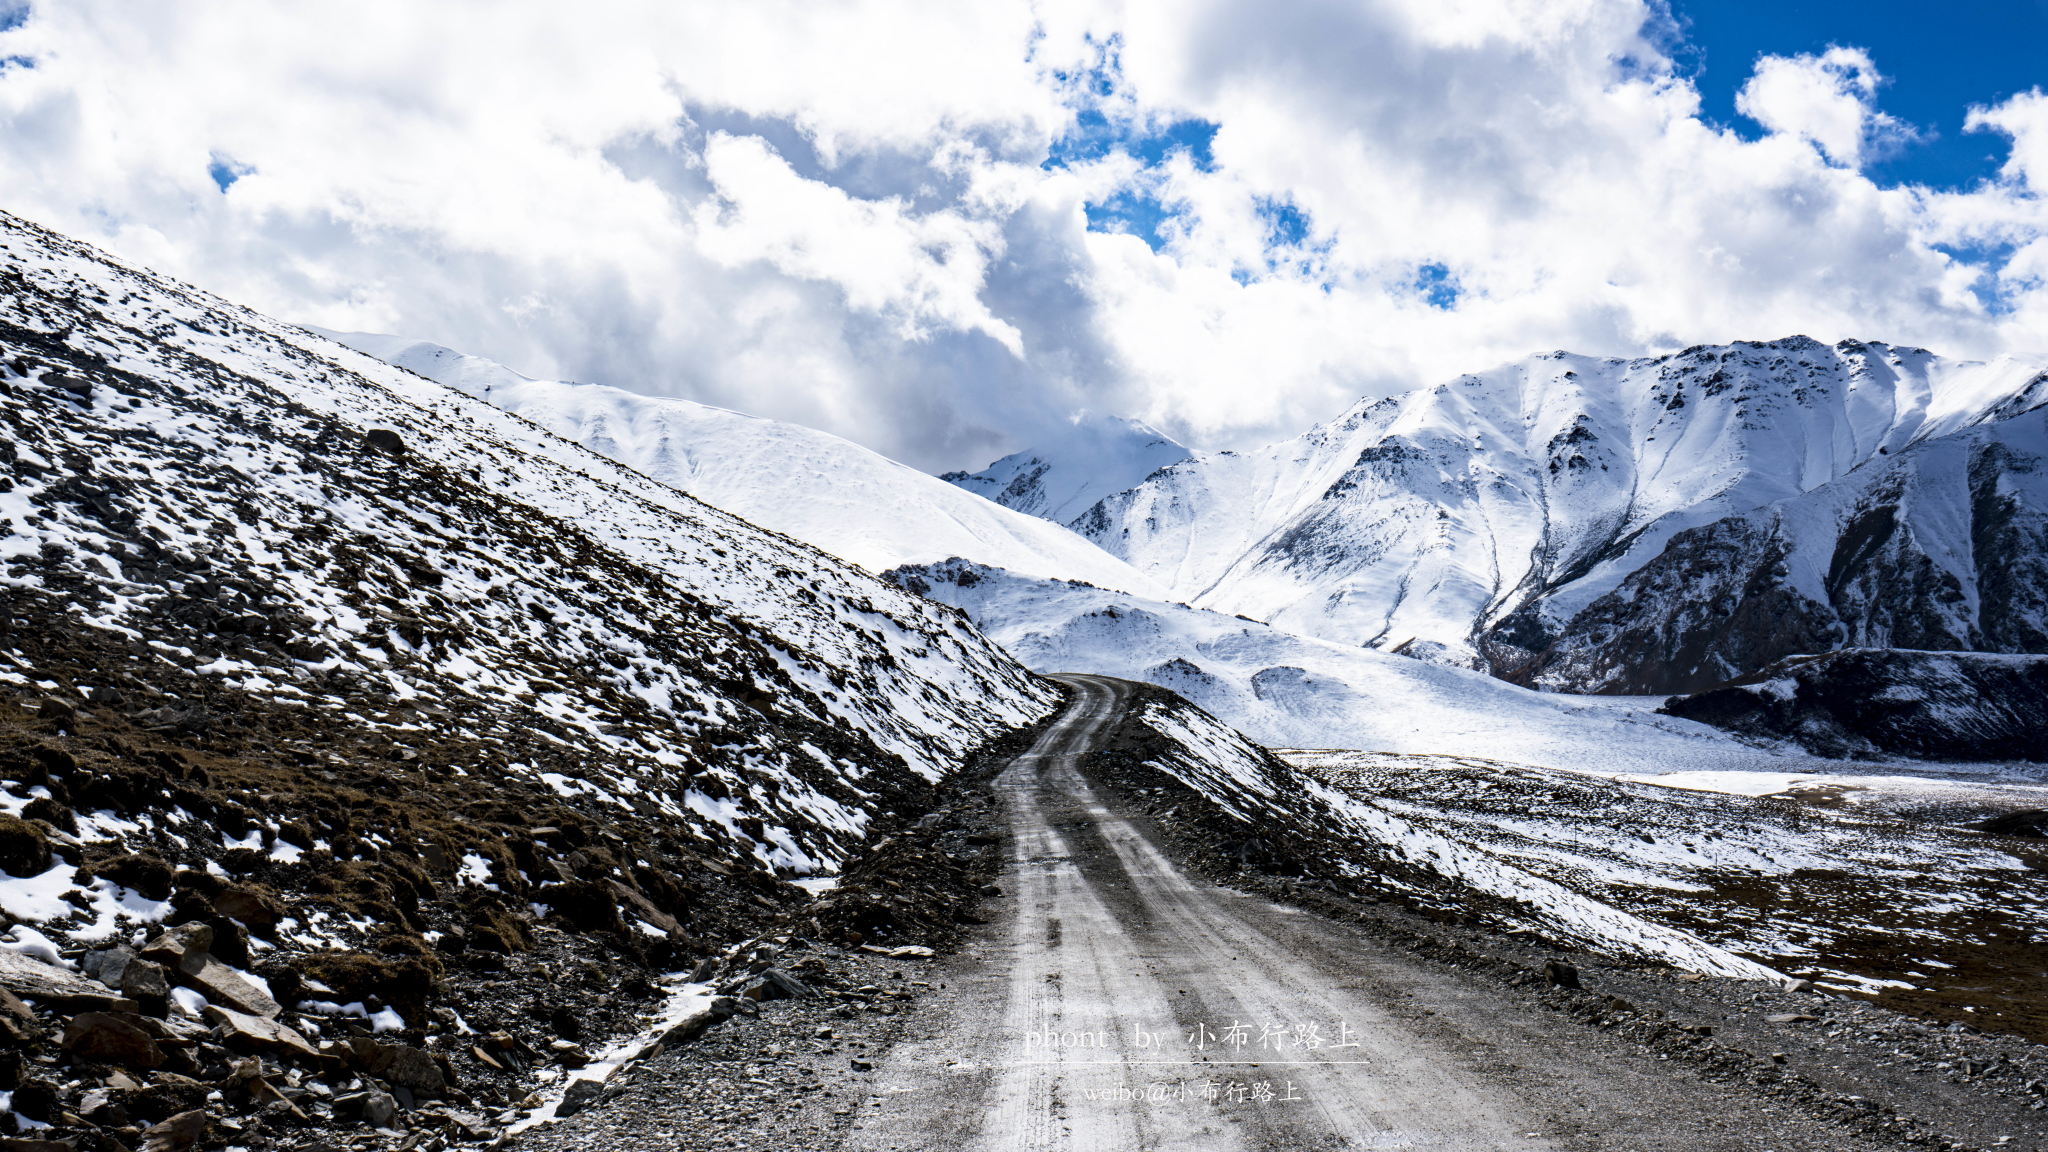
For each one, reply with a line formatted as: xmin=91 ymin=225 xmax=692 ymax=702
xmin=843 ymin=673 xmax=1560 ymax=1150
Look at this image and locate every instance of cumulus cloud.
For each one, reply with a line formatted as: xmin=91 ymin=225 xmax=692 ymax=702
xmin=1736 ymin=46 xmax=1919 ymax=168
xmin=1 ymin=0 xmax=2045 ymax=471
xmin=693 ymin=132 xmax=1025 ymax=355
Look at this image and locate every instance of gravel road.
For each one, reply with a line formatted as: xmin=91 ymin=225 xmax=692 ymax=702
xmin=521 ymin=674 xmax=2042 ymax=1152
xmin=832 ymin=674 xmax=1926 ymax=1151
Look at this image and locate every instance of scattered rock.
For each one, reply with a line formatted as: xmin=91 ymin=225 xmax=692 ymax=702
xmin=550 ymin=1039 xmax=591 ymax=1068
xmin=346 ymin=1036 xmax=447 ymax=1096
xmin=746 ymin=967 xmax=815 ymax=1001
xmin=0 ymin=948 xmax=129 ymax=1008
xmin=176 ymin=952 xmax=274 ymax=1017
xmin=10 ymin=1077 xmax=57 ymax=1121
xmin=201 ymin=1003 xmax=321 ymax=1062
xmin=60 ymin=1010 xmax=167 ymax=1068
xmin=333 ymin=1088 xmax=399 ymax=1128
xmin=140 ymin=1106 xmax=210 ymax=1150
xmin=555 ymin=1077 xmax=605 ymax=1119
xmin=139 ymin=922 xmax=213 ymax=967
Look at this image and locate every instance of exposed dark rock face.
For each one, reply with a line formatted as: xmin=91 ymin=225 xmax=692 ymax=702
xmin=1658 ymin=649 xmax=2048 ymax=760
xmin=1507 ymin=409 xmax=2048 ymax=695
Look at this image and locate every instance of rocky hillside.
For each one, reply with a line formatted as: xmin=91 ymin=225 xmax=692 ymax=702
xmin=1061 ymin=338 xmax=2048 ymax=691
xmin=0 ymin=209 xmax=1057 ymax=1148
xmin=1660 ymin=650 xmax=2048 ymax=760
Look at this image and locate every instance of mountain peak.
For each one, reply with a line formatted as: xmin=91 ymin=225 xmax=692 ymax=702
xmin=941 ymin=415 xmax=1190 ymax=527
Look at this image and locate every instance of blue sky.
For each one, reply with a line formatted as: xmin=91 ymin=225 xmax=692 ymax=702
xmin=1675 ymin=0 xmax=2048 ymax=189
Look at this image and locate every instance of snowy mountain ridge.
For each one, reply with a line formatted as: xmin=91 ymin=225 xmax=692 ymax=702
xmin=939 ymin=415 xmax=1189 ymax=525
xmin=0 ymin=208 xmax=1059 ymax=873
xmin=316 ymin=330 xmax=1168 ymax=599
xmin=1062 ymin=338 xmax=2048 ymax=687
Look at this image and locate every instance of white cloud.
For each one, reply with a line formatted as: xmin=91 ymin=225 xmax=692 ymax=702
xmin=0 ymin=0 xmax=2045 ymax=472
xmin=693 ymin=132 xmax=1024 ymax=355
xmin=1736 ymin=46 xmax=1918 ymax=168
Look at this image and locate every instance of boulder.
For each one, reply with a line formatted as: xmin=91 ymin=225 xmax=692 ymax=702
xmin=333 ymin=1088 xmax=399 ymax=1128
xmin=77 ymin=1086 xmax=131 ymax=1128
xmin=607 ymin=878 xmax=682 ymax=936
xmin=554 ymin=1077 xmax=605 ymax=1119
xmin=10 ymin=1077 xmax=57 ymax=1120
xmin=140 ymin=1108 xmax=209 ymax=1151
xmin=139 ymin=922 xmax=213 ymax=967
xmin=0 ymin=949 xmax=131 ymax=1008
xmin=92 ymin=948 xmax=172 ymax=1015
xmin=178 ymin=952 xmax=280 ymax=1018
xmin=208 ymin=885 xmax=282 ymax=933
xmin=201 ymin=1004 xmax=321 ymax=1063
xmin=59 ymin=1011 xmax=166 ymax=1069
xmin=745 ymin=967 xmax=815 ymax=1002
xmin=345 ymin=1037 xmax=446 ymax=1096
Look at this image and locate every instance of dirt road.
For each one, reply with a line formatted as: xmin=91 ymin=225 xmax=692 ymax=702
xmin=833 ymin=674 xmax=1913 ymax=1151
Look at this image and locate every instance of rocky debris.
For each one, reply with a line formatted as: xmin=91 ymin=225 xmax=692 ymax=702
xmin=0 ymin=203 xmax=1064 ymax=1148
xmin=1660 ymin=649 xmax=2048 ymax=760
xmin=83 ymin=946 xmax=172 ymax=1015
xmin=513 ymin=942 xmax=940 ymax=1150
xmin=179 ymin=952 xmax=281 ymax=1018
xmin=801 ymin=706 xmax=1067 ymax=953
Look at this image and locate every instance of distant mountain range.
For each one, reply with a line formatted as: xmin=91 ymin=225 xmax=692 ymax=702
xmin=956 ymin=339 xmax=2048 ymax=694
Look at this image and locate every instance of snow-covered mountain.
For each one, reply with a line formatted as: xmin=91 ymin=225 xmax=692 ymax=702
xmin=1530 ymin=404 xmax=2048 ymax=692
xmin=884 ymin=558 xmax=1850 ymax=776
xmin=0 ymin=208 xmax=1059 ymax=875
xmin=314 ymin=331 xmax=1166 ymax=598
xmin=1067 ymin=338 xmax=2048 ymax=688
xmin=940 ymin=415 xmax=1188 ymax=525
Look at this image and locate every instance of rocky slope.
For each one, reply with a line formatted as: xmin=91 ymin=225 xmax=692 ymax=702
xmin=0 ymin=208 xmax=1059 ymax=1148
xmin=1059 ymin=338 xmax=2048 ymax=690
xmin=1660 ymin=650 xmax=2048 ymax=761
